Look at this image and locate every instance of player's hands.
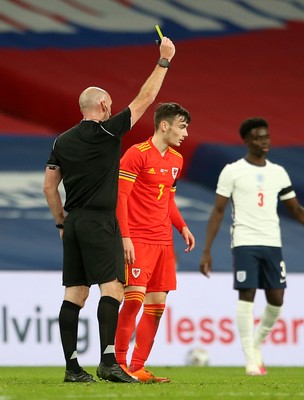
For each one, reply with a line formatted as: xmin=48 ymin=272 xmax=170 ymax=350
xmin=199 ymin=251 xmax=212 ymax=278
xmin=159 ymin=37 xmax=175 ymax=61
xmin=122 ymin=237 xmax=135 ymax=265
xmin=181 ymin=227 xmax=195 ymax=253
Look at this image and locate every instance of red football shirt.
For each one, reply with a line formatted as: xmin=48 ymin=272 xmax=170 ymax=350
xmin=117 ymin=137 xmax=186 ymax=244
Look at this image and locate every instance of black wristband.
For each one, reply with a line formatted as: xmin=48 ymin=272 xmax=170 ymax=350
xmin=157 ymin=58 xmax=170 ymax=69
xmin=56 ymin=224 xmax=64 ymax=229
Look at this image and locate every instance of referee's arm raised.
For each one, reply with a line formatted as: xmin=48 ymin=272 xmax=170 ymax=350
xmin=128 ymin=36 xmax=175 ymax=127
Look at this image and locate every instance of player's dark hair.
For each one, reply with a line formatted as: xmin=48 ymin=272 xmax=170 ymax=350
xmin=154 ymin=102 xmax=191 ymax=129
xmin=239 ymin=117 xmax=268 ymax=139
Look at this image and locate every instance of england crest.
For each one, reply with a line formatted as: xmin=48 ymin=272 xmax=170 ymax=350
xmin=236 ymin=271 xmax=246 ymax=282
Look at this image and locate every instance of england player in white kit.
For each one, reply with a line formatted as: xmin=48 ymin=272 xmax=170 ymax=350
xmin=199 ymin=117 xmax=304 ymax=375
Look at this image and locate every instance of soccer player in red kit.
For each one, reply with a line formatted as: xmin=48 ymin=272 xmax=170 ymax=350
xmin=115 ymin=102 xmax=195 ymax=383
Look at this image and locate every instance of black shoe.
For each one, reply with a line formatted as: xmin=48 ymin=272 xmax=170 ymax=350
xmin=96 ymin=362 xmax=139 ymax=383
xmin=64 ymin=368 xmax=96 ymax=383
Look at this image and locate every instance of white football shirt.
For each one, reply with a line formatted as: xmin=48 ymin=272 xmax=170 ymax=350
xmin=216 ymin=158 xmax=295 ymax=247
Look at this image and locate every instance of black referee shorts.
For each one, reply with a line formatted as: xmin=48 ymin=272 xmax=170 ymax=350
xmin=62 ymin=209 xmax=125 ymax=287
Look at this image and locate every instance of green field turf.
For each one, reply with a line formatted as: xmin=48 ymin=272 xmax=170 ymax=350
xmin=0 ymin=366 xmax=303 ymax=400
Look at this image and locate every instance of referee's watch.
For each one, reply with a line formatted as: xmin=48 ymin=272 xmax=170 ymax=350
xmin=158 ymin=58 xmax=170 ymax=69
xmin=56 ymin=224 xmax=64 ymax=229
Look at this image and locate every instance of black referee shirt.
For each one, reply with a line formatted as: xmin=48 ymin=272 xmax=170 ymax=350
xmin=47 ymin=107 xmax=131 ymax=212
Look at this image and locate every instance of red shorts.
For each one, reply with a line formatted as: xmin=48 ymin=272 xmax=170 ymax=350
xmin=126 ymin=242 xmax=177 ymax=292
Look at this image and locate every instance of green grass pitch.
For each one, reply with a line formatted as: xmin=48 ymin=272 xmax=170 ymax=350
xmin=0 ymin=366 xmax=304 ymax=400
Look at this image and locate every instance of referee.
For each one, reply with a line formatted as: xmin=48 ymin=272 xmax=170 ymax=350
xmin=43 ymin=36 xmax=175 ymax=383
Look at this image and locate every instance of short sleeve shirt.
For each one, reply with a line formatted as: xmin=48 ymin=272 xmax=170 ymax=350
xmin=47 ymin=107 xmax=131 ymax=211
xmin=216 ymin=158 xmax=295 ymax=247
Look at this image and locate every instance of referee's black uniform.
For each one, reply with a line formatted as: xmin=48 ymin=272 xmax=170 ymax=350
xmin=47 ymin=108 xmax=131 ymax=287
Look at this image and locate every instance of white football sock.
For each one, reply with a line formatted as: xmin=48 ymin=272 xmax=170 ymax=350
xmin=253 ymin=303 xmax=281 ymax=365
xmin=236 ymin=300 xmax=255 ymax=366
